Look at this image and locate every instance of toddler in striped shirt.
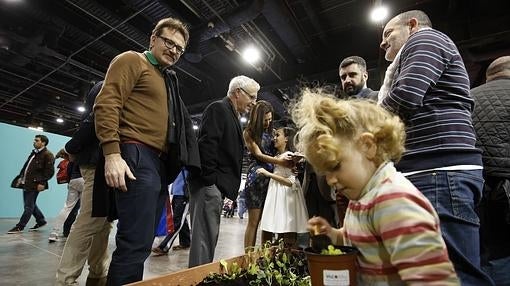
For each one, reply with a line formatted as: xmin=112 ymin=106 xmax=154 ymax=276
xmin=292 ymin=89 xmax=459 ymax=285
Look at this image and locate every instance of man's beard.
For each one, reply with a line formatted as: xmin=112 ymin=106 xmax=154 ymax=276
xmin=345 ymin=81 xmax=365 ymax=96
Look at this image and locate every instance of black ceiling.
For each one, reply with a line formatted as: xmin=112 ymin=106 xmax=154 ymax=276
xmin=1 ymin=0 xmax=509 ymax=136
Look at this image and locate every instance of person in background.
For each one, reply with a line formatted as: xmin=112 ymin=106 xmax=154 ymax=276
xmin=48 ymin=149 xmax=84 ymax=242
xmin=378 ymin=10 xmax=493 ymax=285
xmin=8 ymin=135 xmax=54 ymax=234
xmin=237 ymin=187 xmax=247 ymax=219
xmin=257 ymin=127 xmax=308 ymax=248
xmin=152 ymin=168 xmax=191 ymax=255
xmin=339 ymin=55 xmax=377 ymax=100
xmin=189 ymin=75 xmax=258 ymax=267
xmin=56 ymin=81 xmax=113 ymax=286
xmin=242 ymin=100 xmax=293 ymax=251
xmin=294 ymin=89 xmax=459 ymax=285
xmin=471 ymin=56 xmax=510 ymax=285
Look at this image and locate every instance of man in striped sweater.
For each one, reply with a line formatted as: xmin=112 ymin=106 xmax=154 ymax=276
xmin=379 ymin=10 xmax=493 ymax=285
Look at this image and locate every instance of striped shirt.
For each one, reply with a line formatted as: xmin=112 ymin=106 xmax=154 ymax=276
xmin=381 ymin=29 xmax=481 ymax=172
xmin=343 ymin=162 xmax=459 ymax=285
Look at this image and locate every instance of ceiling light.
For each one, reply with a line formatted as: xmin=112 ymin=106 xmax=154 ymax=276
xmin=77 ymin=106 xmax=86 ymax=112
xmin=370 ymin=6 xmax=389 ymax=23
xmin=56 ymin=118 xmax=64 ymax=123
xmin=242 ymin=46 xmax=260 ymax=64
xmin=192 ymin=124 xmax=199 ymax=130
xmin=28 ymin=126 xmax=44 ymax=132
xmin=240 ymin=116 xmax=247 ymax=123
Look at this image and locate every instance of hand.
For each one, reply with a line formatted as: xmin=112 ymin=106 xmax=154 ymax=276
xmin=256 ymin=168 xmax=268 ymax=176
xmin=104 ymin=153 xmax=136 ymax=192
xmin=277 ymin=153 xmax=294 ymax=169
xmin=308 ymin=216 xmax=332 ymax=236
xmin=36 ymin=184 xmax=45 ymax=192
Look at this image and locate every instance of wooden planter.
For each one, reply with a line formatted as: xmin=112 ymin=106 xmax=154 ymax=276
xmin=127 ymin=255 xmax=249 ymax=286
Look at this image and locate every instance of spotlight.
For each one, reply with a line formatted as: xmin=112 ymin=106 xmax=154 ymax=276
xmin=56 ymin=118 xmax=64 ymax=123
xmin=242 ymin=46 xmax=260 ymax=64
xmin=370 ymin=6 xmax=389 ymax=23
xmin=77 ymin=106 xmax=86 ymax=112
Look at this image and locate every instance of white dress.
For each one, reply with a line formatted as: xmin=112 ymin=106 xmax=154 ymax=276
xmin=260 ymin=153 xmax=309 ymax=233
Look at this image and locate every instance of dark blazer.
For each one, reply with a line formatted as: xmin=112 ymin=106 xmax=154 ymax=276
xmin=12 ymin=148 xmax=55 ymax=191
xmin=196 ymin=97 xmax=244 ymax=200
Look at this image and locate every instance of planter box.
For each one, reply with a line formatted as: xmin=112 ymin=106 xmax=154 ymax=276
xmin=127 ymin=255 xmax=249 ymax=286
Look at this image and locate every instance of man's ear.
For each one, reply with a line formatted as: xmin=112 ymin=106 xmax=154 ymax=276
xmin=408 ymin=18 xmax=419 ymax=33
xmin=358 ymin=132 xmax=377 ymax=160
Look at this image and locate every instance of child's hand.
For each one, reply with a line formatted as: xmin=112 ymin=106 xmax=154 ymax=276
xmin=308 ymin=216 xmax=332 ymax=236
xmin=256 ymin=168 xmax=268 ymax=176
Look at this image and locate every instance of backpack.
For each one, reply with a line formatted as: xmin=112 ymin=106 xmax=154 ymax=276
xmin=56 ymin=159 xmax=70 ymax=184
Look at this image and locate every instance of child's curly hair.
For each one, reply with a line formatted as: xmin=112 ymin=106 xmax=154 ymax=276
xmin=291 ymin=88 xmax=406 ymax=173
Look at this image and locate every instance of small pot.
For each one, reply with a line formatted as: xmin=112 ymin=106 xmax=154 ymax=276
xmin=304 ymin=246 xmax=358 ymax=286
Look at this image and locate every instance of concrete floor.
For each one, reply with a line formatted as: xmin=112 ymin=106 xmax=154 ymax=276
xmin=0 ymin=215 xmax=248 ymax=286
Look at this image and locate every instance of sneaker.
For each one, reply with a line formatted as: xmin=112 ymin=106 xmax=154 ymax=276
xmin=28 ymin=222 xmax=47 ymax=232
xmin=151 ymin=247 xmax=168 ymax=256
xmin=172 ymin=245 xmax=190 ymax=251
xmin=7 ymin=226 xmax=23 ymax=234
xmin=48 ymin=232 xmax=58 ymax=243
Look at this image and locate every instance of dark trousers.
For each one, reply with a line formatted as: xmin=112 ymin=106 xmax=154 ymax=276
xmin=63 ymin=199 xmax=81 ymax=237
xmin=16 ymin=190 xmax=46 ymax=228
xmin=107 ymin=144 xmax=168 ymax=286
xmin=157 ymin=195 xmax=190 ymax=250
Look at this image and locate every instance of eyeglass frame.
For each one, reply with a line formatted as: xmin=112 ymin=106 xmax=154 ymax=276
xmin=157 ymin=35 xmax=186 ymax=55
xmin=239 ymin=87 xmax=257 ymax=102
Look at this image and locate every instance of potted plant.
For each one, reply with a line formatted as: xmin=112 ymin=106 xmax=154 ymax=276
xmin=304 ymin=245 xmax=358 ymax=286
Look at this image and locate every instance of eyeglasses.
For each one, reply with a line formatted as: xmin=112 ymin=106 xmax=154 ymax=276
xmin=157 ymin=35 xmax=185 ymax=55
xmin=239 ymin=87 xmax=257 ymax=102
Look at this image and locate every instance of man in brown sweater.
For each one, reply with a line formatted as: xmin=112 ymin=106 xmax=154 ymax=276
xmin=94 ymin=17 xmax=199 ymax=285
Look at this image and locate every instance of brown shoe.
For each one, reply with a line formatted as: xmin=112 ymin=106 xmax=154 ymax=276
xmin=172 ymin=245 xmax=190 ymax=251
xmin=151 ymin=247 xmax=168 ymax=256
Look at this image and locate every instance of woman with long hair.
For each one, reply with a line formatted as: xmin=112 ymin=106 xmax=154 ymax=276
xmin=242 ymin=100 xmax=291 ymax=251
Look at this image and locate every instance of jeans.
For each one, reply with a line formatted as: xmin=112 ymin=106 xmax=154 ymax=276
xmin=51 ymin=177 xmax=84 ymax=235
xmin=17 ymin=190 xmax=46 ymax=228
xmin=106 ymin=143 xmax=168 ymax=286
xmin=407 ymin=169 xmax=494 ymax=286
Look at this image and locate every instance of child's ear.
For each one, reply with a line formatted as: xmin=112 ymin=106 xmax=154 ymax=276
xmin=358 ymin=133 xmax=377 ymax=160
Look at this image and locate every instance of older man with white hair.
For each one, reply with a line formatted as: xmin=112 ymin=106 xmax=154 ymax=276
xmin=188 ymin=75 xmax=259 ymax=267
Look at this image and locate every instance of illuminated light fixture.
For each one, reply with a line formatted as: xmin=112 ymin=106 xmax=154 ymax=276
xmin=28 ymin=126 xmax=44 ymax=132
xmin=192 ymin=124 xmax=199 ymax=130
xmin=56 ymin=118 xmax=64 ymax=123
xmin=240 ymin=116 xmax=247 ymax=123
xmin=370 ymin=5 xmax=389 ymax=23
xmin=77 ymin=106 xmax=86 ymax=112
xmin=242 ymin=46 xmax=260 ymax=64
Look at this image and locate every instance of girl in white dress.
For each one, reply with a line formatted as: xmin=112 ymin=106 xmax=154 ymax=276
xmin=257 ymin=127 xmax=309 ymax=248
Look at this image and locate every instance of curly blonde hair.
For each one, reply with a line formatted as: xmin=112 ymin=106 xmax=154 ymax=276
xmin=291 ymin=88 xmax=406 ymax=173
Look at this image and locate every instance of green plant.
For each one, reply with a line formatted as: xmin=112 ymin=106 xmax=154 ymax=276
xmin=198 ymin=239 xmax=310 ymax=286
xmin=320 ymin=245 xmax=344 ymax=255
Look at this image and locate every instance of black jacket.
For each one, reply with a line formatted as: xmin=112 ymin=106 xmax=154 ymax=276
xmin=65 ymin=81 xmax=103 ymax=167
xmin=195 ymin=97 xmax=244 ymax=201
xmin=472 ymin=78 xmax=510 ymax=178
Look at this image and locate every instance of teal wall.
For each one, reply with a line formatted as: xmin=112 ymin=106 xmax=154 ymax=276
xmin=0 ymin=123 xmax=70 ymax=218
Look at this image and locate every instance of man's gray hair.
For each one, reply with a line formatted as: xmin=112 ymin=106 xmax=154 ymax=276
xmin=228 ymin=75 xmax=260 ymax=96
xmin=396 ymin=10 xmax=432 ymax=28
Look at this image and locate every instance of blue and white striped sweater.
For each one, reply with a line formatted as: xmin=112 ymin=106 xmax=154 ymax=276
xmin=382 ymin=28 xmax=481 ymax=172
